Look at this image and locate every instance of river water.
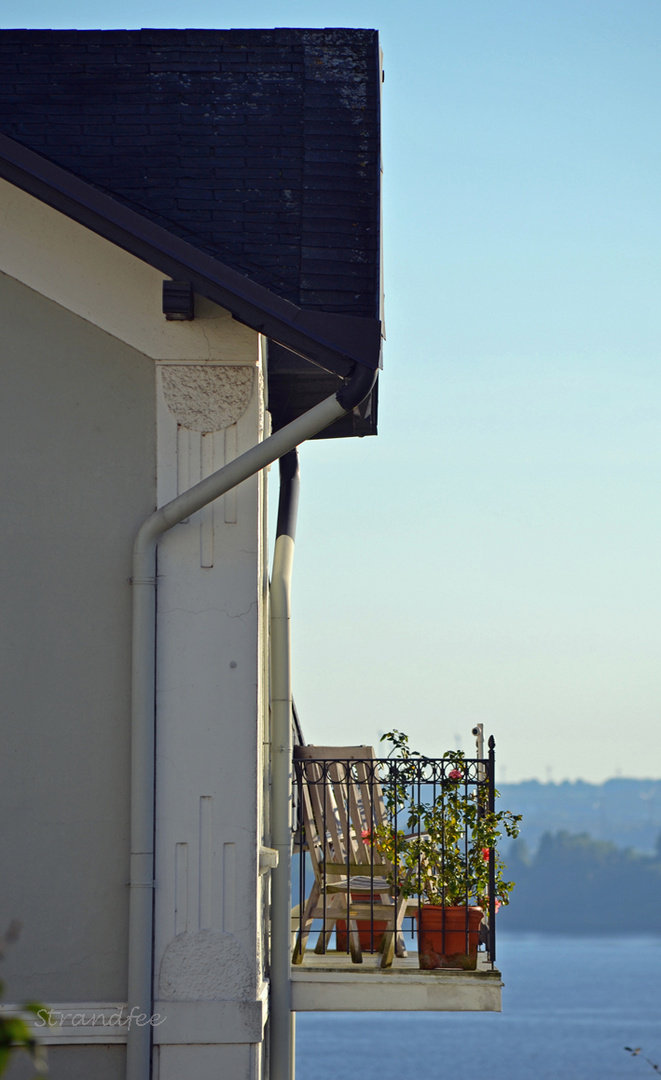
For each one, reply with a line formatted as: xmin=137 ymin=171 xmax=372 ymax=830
xmin=296 ymin=933 xmax=661 ymax=1079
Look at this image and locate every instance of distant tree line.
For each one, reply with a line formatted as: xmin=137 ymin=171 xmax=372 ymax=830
xmin=498 ymin=831 xmax=661 ymax=933
xmin=497 ymin=778 xmax=661 ymax=855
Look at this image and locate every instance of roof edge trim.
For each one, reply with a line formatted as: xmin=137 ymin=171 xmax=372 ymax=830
xmin=0 ymin=132 xmax=382 ymax=377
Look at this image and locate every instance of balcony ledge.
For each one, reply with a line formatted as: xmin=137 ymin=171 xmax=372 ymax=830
xmin=291 ymin=952 xmax=502 ymax=1012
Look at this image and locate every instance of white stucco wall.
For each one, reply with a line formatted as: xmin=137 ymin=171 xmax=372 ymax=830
xmin=0 ymin=270 xmax=154 ymax=1008
xmin=0 ymin=180 xmax=270 ymax=1080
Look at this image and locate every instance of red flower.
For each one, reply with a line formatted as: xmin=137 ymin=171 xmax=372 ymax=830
xmin=361 ymin=829 xmax=373 ymax=844
xmin=448 ymin=768 xmax=463 ymax=780
xmin=482 ymin=848 xmax=491 ymax=862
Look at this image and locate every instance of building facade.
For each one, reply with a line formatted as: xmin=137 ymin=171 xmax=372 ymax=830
xmin=0 ymin=29 xmax=382 ymax=1080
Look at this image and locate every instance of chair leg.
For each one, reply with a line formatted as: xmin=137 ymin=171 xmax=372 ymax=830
xmin=377 ymin=894 xmax=398 ymax=961
xmin=380 ymin=926 xmax=397 ymax=967
xmin=331 ymin=894 xmax=363 ymax=963
xmin=292 ymin=921 xmax=314 ymax=964
xmin=349 ymin=920 xmax=363 ymax=964
xmin=314 ymin=922 xmax=335 ymax=954
xmin=374 ymin=892 xmax=390 ymax=953
xmin=380 ymin=896 xmax=408 ymax=968
xmin=313 ymin=893 xmax=345 ymax=953
xmin=292 ymin=881 xmax=320 ymax=965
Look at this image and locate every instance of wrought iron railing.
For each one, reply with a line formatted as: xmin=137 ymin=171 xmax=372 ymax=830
xmin=292 ymin=740 xmax=503 ymax=969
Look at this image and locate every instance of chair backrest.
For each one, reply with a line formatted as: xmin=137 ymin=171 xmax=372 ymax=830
xmin=294 ymin=745 xmax=391 ymax=882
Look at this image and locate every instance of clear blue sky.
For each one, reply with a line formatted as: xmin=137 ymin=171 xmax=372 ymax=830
xmin=6 ymin=0 xmax=661 ymax=781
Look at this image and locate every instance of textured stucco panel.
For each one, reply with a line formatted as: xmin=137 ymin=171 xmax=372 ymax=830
xmin=159 ymin=930 xmax=253 ymax=1002
xmin=160 ymin=365 xmax=255 ymax=431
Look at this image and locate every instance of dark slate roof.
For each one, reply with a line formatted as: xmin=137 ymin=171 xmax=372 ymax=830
xmin=0 ymin=28 xmax=380 ymax=318
xmin=0 ymin=28 xmax=382 ymax=438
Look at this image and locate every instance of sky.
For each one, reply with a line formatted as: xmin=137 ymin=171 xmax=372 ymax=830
xmin=5 ymin=0 xmax=661 ymax=782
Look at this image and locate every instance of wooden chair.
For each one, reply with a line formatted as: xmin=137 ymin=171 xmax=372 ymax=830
xmin=292 ymin=745 xmax=414 ymax=967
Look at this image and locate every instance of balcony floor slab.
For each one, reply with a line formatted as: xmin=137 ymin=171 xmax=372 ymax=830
xmin=291 ymin=951 xmax=502 ymax=1012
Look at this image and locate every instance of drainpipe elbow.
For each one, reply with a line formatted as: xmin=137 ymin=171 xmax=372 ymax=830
xmin=133 ymin=509 xmax=169 ymax=564
xmin=335 ymin=362 xmax=379 ymax=413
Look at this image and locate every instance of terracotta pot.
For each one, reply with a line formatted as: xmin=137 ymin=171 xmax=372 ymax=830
xmin=416 ymin=905 xmax=483 ymax=970
xmin=336 ymin=893 xmax=389 ymax=952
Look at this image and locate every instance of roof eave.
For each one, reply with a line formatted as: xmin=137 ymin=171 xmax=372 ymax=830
xmin=0 ymin=132 xmax=382 ymax=378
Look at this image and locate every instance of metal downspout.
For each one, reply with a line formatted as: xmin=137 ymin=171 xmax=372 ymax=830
xmin=126 ymin=366 xmax=378 ymax=1080
xmin=269 ymin=450 xmax=300 ymax=1080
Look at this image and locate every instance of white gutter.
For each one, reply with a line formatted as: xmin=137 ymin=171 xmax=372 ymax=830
xmin=126 ymin=371 xmax=376 ymax=1080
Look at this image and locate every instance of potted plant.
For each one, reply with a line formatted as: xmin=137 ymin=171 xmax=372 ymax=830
xmin=374 ymin=730 xmax=521 ymax=970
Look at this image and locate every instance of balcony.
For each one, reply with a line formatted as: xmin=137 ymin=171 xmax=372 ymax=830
xmin=290 ymin=738 xmax=514 ymax=1012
